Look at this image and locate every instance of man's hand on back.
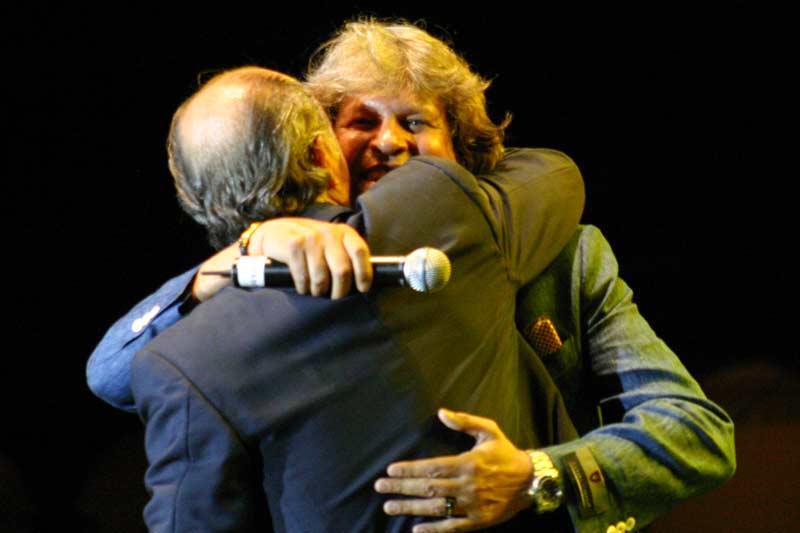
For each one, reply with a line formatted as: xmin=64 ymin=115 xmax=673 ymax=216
xmin=375 ymin=409 xmax=534 ymax=532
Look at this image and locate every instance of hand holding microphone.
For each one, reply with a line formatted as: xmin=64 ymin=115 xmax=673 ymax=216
xmin=193 ymin=218 xmax=372 ymax=302
xmin=193 ymin=219 xmax=449 ymax=302
xmin=204 ymin=247 xmax=451 ymax=294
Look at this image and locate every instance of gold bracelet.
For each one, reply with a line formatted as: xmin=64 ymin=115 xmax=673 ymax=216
xmin=238 ymin=221 xmax=263 ymax=256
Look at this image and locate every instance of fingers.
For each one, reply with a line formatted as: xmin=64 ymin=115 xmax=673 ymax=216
xmin=325 ymin=225 xmax=370 ymax=299
xmin=385 ymin=455 xmax=463 ymax=479
xmin=375 ymin=477 xmax=461 ymax=499
xmin=383 ymin=497 xmax=462 ymax=517
xmin=299 ymin=222 xmax=370 ymax=298
xmin=381 ymin=497 xmax=474 ymax=533
xmin=343 ymin=230 xmax=372 ymax=293
xmin=437 ymin=408 xmax=502 ymax=443
xmin=248 ymin=218 xmax=372 ymax=298
xmin=283 ymin=233 xmax=314 ymax=296
xmin=324 ymin=240 xmax=351 ymax=299
xmin=412 ymin=518 xmax=473 ymax=533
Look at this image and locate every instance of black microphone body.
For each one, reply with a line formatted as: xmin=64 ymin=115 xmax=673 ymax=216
xmin=370 ymin=260 xmax=408 ymax=287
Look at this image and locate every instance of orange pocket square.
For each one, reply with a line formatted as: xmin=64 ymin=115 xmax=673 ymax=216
xmin=525 ymin=316 xmax=563 ymax=355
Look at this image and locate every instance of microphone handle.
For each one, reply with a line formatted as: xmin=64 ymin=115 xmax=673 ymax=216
xmin=259 ymin=261 xmax=293 ymax=286
xmin=372 ymin=262 xmax=406 ymax=287
xmin=230 ymin=259 xmax=408 ymax=287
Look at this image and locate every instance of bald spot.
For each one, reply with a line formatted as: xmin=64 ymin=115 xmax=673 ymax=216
xmin=177 ymin=68 xmax=301 ymax=163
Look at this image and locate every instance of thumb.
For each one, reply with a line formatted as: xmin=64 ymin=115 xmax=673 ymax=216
xmin=438 ymin=408 xmax=502 ymax=443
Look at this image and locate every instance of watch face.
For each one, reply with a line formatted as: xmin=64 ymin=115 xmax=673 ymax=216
xmin=534 ymin=476 xmax=563 ymax=513
xmin=526 ymin=450 xmax=563 ymax=513
xmin=541 ymin=477 xmax=562 ymax=502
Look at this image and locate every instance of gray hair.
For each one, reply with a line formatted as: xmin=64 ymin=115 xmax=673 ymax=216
xmin=168 ymin=68 xmax=334 ymax=249
xmin=305 ymin=19 xmax=510 ymax=174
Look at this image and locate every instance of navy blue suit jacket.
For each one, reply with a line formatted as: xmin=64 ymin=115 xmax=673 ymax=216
xmin=131 ymin=151 xmax=584 ymax=532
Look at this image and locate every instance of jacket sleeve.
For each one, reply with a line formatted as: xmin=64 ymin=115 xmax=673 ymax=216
xmin=539 ymin=226 xmax=736 ymax=532
xmin=131 ymin=348 xmax=269 ymax=532
xmin=482 ymin=148 xmax=586 ymax=284
xmin=86 ymin=267 xmax=198 ymax=412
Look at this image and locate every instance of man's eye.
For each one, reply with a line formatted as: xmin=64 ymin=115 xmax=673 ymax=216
xmin=351 ymin=117 xmax=377 ymax=129
xmin=406 ymin=118 xmax=429 ymax=130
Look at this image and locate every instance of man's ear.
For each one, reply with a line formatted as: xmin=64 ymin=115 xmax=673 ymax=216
xmin=311 ymin=135 xmax=344 ymax=188
xmin=311 ymin=135 xmax=328 ymax=168
xmin=311 ymin=134 xmax=351 ymax=206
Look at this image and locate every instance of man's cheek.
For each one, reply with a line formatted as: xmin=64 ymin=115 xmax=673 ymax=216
xmin=335 ymin=131 xmax=364 ymax=161
xmin=419 ymin=137 xmax=455 ymax=160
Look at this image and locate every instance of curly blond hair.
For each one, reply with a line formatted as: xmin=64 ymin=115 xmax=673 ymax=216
xmin=305 ymin=19 xmax=510 ymax=174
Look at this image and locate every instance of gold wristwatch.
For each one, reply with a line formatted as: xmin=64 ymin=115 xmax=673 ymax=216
xmin=526 ymin=450 xmax=564 ymax=513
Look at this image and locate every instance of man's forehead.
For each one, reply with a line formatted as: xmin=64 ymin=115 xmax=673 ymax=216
xmin=344 ymin=90 xmax=445 ymax=116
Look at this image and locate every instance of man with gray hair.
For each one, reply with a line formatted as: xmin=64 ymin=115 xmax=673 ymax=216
xmin=168 ymin=68 xmax=349 ymax=248
xmin=168 ymin=67 xmax=351 ymax=249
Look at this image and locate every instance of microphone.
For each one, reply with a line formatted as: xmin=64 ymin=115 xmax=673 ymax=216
xmin=203 ymin=247 xmax=451 ymax=293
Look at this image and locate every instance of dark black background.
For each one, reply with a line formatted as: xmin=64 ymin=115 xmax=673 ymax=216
xmin=4 ymin=2 xmax=794 ymax=531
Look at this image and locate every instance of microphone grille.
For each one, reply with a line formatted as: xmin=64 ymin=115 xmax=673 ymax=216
xmin=403 ymin=247 xmax=451 ymax=293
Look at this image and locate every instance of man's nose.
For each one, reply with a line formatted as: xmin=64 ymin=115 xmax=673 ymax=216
xmin=375 ymin=119 xmax=412 ymax=157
